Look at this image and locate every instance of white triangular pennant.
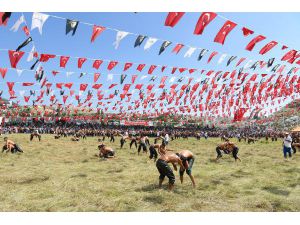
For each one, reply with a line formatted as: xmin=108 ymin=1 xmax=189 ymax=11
xmin=169 ymin=76 xmax=176 ymax=83
xmin=244 ymin=60 xmax=253 ymax=70
xmin=184 ymin=47 xmax=196 ymax=58
xmin=113 ymin=31 xmax=129 ymax=49
xmin=144 ymin=37 xmax=158 ymax=50
xmin=31 ymin=12 xmax=49 ymax=35
xmin=16 ymin=69 xmax=23 ymax=77
xmin=10 ymin=15 xmax=25 ymax=32
xmin=27 ymin=46 xmax=36 ymax=62
xmin=107 ymin=74 xmax=113 ymax=81
xmin=218 ymin=54 xmax=227 ymax=64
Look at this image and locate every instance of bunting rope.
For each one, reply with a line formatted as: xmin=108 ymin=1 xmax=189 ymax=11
xmin=216 ymin=13 xmax=299 ymax=52
xmin=0 ymin=48 xmax=297 ymax=77
xmin=1 ymin=12 xmax=300 ymax=120
xmin=26 ymin=12 xmax=287 ymax=70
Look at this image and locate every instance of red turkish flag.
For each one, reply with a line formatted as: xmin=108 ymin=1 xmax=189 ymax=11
xmin=135 ymin=84 xmax=143 ymax=90
xmin=7 ymin=82 xmax=15 ymax=91
xmin=259 ymin=41 xmax=278 ymax=55
xmin=109 ymin=84 xmax=117 ymax=89
xmin=194 ymin=12 xmax=217 ymax=35
xmin=94 ymin=73 xmax=100 ymax=82
xmin=131 ymin=75 xmax=138 ymax=84
xmin=60 ymin=56 xmax=70 ymax=68
xmin=148 ymin=65 xmax=157 ymax=74
xmin=236 ymin=57 xmax=246 ymax=67
xmin=245 ymin=35 xmax=266 ymax=51
xmin=171 ymin=67 xmax=177 ymax=74
xmin=189 ymin=69 xmax=196 ymax=74
xmin=22 ymin=82 xmax=34 ymax=86
xmin=124 ymin=62 xmax=133 ymax=71
xmin=282 ymin=45 xmax=288 ymax=50
xmin=161 ymin=66 xmax=167 ymax=72
xmin=78 ymin=57 xmax=87 ymax=68
xmin=56 ymin=83 xmax=63 ymax=89
xmin=192 ymin=83 xmax=200 ymax=91
xmin=207 ymin=51 xmax=218 ymax=63
xmin=214 ymin=20 xmax=237 ymax=45
xmin=159 ymin=76 xmax=167 ymax=86
xmin=179 ymin=68 xmax=187 ymax=73
xmin=46 ymin=83 xmax=52 ymax=88
xmin=92 ymin=84 xmax=102 ymax=89
xmin=91 ymin=25 xmax=106 ymax=42
xmin=277 ymin=65 xmax=286 ymax=74
xmin=136 ymin=64 xmax=145 ymax=72
xmin=147 ymin=84 xmax=154 ymax=91
xmin=52 ymin=71 xmax=59 ymax=76
xmin=0 ymin=12 xmax=10 ymax=26
xmin=249 ymin=74 xmax=258 ymax=81
xmin=93 ymin=59 xmax=103 ymax=69
xmin=242 ymin=27 xmax=254 ymax=36
xmin=80 ymin=84 xmax=88 ymax=91
xmin=0 ymin=68 xmax=7 ymax=78
xmin=65 ymin=83 xmax=73 ymax=89
xmin=170 ymin=84 xmax=178 ymax=89
xmin=9 ymin=91 xmax=16 ymax=99
xmin=165 ymin=12 xmax=185 ymax=27
xmin=259 ymin=61 xmax=267 ymax=69
xmin=123 ymin=84 xmax=131 ymax=91
xmin=172 ymin=43 xmax=184 ymax=54
xmin=22 ymin=26 xmax=30 ymax=36
xmin=62 ymin=95 xmax=68 ymax=104
xmin=24 ymin=96 xmax=30 ymax=103
xmin=39 ymin=54 xmax=55 ymax=62
xmin=8 ymin=50 xmax=25 ymax=68
xmin=107 ymin=61 xmax=118 ymax=70
xmin=281 ymin=50 xmax=300 ymax=64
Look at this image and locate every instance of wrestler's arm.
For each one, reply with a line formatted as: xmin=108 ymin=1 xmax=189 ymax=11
xmin=172 ymin=163 xmax=177 ymax=171
xmin=178 ymin=159 xmax=185 ymax=171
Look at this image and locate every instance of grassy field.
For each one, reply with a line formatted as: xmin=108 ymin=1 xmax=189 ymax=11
xmin=0 ymin=134 xmax=299 ymax=212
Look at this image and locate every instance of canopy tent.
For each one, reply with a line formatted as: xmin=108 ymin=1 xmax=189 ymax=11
xmin=291 ymin=126 xmax=300 ymax=132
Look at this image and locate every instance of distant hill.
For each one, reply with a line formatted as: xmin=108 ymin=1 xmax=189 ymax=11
xmin=268 ymin=99 xmax=300 ymax=129
xmin=0 ymin=98 xmax=18 ymax=106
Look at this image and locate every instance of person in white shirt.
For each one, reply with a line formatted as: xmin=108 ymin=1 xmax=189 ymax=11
xmin=283 ymin=132 xmax=292 ymax=159
xmin=163 ymin=133 xmax=170 ymax=146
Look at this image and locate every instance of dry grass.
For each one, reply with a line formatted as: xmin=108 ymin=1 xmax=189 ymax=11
xmin=0 ymin=134 xmax=299 ymax=212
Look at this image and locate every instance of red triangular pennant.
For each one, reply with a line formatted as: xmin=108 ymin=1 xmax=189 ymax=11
xmin=91 ymin=25 xmax=106 ymax=42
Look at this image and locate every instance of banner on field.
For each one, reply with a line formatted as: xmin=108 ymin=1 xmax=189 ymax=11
xmin=121 ymin=120 xmax=152 ymax=126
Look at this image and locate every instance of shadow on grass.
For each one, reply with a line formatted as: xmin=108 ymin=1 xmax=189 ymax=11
xmin=135 ymin=184 xmax=157 ymax=193
xmin=70 ymin=173 xmax=87 ymax=178
xmin=107 ymin=168 xmax=123 ymax=173
xmin=13 ymin=175 xmax=50 ymax=184
xmin=231 ymin=169 xmax=252 ymax=178
xmin=143 ymin=195 xmax=163 ymax=204
xmin=285 ymin=168 xmax=300 ymax=173
xmin=262 ymin=186 xmax=290 ymax=196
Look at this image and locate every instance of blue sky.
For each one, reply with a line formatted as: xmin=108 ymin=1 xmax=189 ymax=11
xmin=1 ymin=12 xmax=300 ymax=117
